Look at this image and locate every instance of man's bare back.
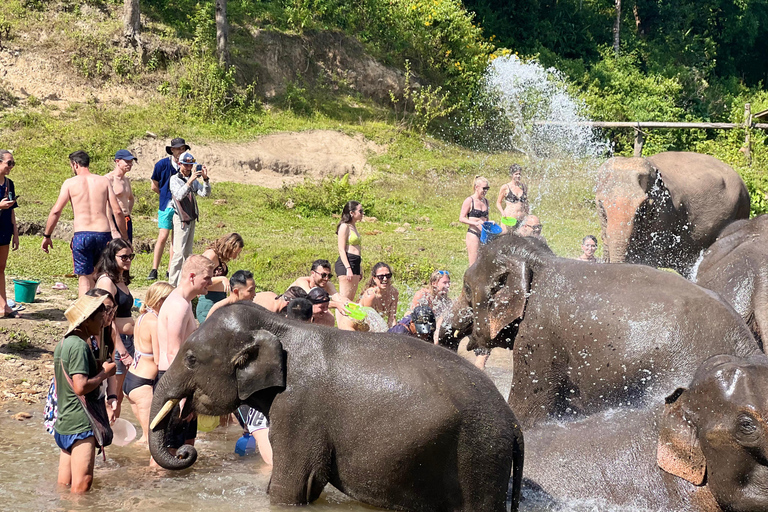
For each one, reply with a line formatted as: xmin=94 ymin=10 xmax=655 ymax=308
xmin=65 ymin=174 xmax=115 ymax=233
xmin=157 ymin=288 xmax=198 ymax=372
xmin=253 ymin=291 xmax=284 ymax=313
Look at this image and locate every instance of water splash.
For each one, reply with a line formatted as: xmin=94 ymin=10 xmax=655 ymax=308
xmin=484 ymin=54 xmax=609 ymax=159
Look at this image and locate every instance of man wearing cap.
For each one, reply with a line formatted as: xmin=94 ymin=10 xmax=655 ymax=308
xmin=167 ymin=151 xmax=210 ymax=286
xmin=148 ymin=138 xmax=189 ymax=281
xmin=42 ymin=150 xmax=128 ymax=296
xmin=106 ymin=149 xmax=136 ymax=243
xmin=307 ymin=287 xmax=334 ymax=326
xmin=388 ymin=305 xmax=437 ymax=342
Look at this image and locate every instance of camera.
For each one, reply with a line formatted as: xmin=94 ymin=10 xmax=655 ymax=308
xmin=195 ymin=164 xmax=203 ymax=172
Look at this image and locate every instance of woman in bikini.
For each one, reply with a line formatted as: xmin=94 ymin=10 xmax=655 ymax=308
xmin=459 ymin=176 xmax=490 ymax=266
xmin=360 ymin=262 xmax=400 ymax=328
xmin=123 ymin=281 xmax=173 ymax=444
xmin=496 ymin=163 xmax=529 ymax=227
xmin=94 ymin=238 xmax=136 ymax=416
xmin=196 ymin=232 xmax=245 ymax=323
xmin=335 ymin=201 xmax=364 ymax=329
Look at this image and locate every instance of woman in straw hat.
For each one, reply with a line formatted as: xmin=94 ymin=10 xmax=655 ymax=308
xmin=53 ymin=290 xmax=117 ymax=493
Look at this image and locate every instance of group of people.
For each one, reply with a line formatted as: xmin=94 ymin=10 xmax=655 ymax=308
xmin=0 ymin=139 xmax=599 ymax=494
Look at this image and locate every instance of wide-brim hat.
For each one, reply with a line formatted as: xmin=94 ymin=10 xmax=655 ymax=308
xmin=63 ymin=294 xmax=108 ymax=336
xmin=166 ymin=138 xmax=190 ymax=155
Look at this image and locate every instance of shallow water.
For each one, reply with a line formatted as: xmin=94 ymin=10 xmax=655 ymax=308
xmin=1 ymin=359 xmax=645 ymax=511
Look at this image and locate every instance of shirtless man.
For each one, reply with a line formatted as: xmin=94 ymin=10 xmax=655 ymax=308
xmin=307 ymin=287 xmax=334 ymax=326
xmin=252 ymin=286 xmax=307 ymax=314
xmin=106 ymin=150 xmax=136 ymax=243
xmin=289 ymin=259 xmax=348 ymax=311
xmin=206 ymin=270 xmax=256 ymax=319
xmin=42 ymin=151 xmax=128 ymax=296
xmin=155 ymin=254 xmax=213 ymax=451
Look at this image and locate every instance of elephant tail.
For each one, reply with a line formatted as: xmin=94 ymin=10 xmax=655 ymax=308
xmin=508 ymin=426 xmax=525 ymax=512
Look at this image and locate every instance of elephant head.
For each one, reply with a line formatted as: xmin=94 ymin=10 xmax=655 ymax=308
xmin=657 ymin=354 xmax=768 ymax=511
xmin=461 ymin=234 xmax=536 ymax=351
xmin=595 ymin=156 xmax=673 ymax=265
xmin=149 ymin=306 xmax=287 ymax=470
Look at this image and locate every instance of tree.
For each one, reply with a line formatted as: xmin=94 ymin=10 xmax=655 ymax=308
xmin=613 ymin=0 xmax=621 ymax=56
xmin=123 ymin=0 xmax=141 ymax=48
xmin=215 ymin=0 xmax=229 ymax=67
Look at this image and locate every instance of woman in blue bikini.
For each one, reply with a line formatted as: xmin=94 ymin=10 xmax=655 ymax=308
xmin=459 ymin=176 xmax=490 ymax=266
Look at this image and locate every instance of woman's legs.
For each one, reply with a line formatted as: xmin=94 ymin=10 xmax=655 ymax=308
xmin=336 ymin=275 xmax=361 ymax=330
xmin=127 ymin=385 xmax=153 ymax=443
xmin=466 ymin=232 xmax=480 ymax=266
xmin=0 ymin=244 xmax=10 ymax=314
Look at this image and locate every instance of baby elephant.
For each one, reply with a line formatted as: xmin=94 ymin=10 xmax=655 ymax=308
xmin=522 ymin=354 xmax=768 ymax=512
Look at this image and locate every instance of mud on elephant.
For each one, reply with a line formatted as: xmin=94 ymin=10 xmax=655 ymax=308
xmin=438 ymin=234 xmax=760 ymax=427
xmin=596 ymin=151 xmax=749 ymax=277
xmin=522 ymin=354 xmax=768 ymax=512
xmin=695 ymin=214 xmax=768 ymax=348
xmin=149 ymin=302 xmax=524 ymax=512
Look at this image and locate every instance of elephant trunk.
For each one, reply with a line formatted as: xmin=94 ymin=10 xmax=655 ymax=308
xmin=436 ymin=294 xmax=473 ymax=352
xmin=604 ymin=207 xmax=635 ymax=263
xmin=148 ymin=370 xmax=198 ymax=470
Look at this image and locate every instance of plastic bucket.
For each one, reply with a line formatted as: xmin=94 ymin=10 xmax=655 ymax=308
xmin=501 ymin=216 xmax=518 ymax=227
xmin=13 ymin=280 xmax=40 ymax=303
xmin=480 ymin=222 xmax=503 ymax=244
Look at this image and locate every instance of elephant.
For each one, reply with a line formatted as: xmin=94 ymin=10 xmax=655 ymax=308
xmin=694 ymin=215 xmax=768 ymax=347
xmin=595 ymin=151 xmax=750 ymax=277
xmin=149 ymin=302 xmax=525 ymax=512
xmin=437 ymin=233 xmax=760 ymax=428
xmin=521 ymin=354 xmax=768 ymax=512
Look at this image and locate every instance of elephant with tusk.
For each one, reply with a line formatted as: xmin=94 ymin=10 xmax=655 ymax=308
xmin=149 ymin=301 xmax=525 ymax=512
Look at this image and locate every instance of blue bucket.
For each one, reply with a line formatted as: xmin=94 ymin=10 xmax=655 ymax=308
xmin=480 ymin=221 xmax=503 ymax=244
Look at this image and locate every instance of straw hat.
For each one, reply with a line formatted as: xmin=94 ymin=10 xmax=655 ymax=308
xmin=63 ymin=294 xmax=108 ymax=336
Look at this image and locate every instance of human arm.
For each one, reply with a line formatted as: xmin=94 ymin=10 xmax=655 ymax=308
xmin=41 ymin=182 xmax=70 ymax=252
xmin=10 ymin=209 xmax=18 ymax=251
xmin=105 ymin=374 xmax=118 ymax=423
xmin=194 ymin=166 xmax=211 ymax=197
xmin=411 ymin=288 xmax=428 ymax=310
xmin=496 ymin=185 xmax=507 ymax=217
xmin=126 ymin=179 xmax=134 ymax=215
xmin=107 ymin=185 xmax=128 ymax=240
xmin=71 ymin=361 xmax=116 ymax=395
xmin=359 ymin=288 xmax=375 ymax=308
xmin=337 ymin=224 xmax=353 ymax=277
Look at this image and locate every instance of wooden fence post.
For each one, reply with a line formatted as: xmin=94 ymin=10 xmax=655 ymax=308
xmin=633 ymin=127 xmax=645 ymax=157
xmin=744 ymin=103 xmax=752 ymax=166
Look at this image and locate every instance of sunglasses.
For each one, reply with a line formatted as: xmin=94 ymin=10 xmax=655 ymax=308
xmin=529 ymin=225 xmax=543 ymax=232
xmin=482 ymin=186 xmax=490 ymax=191
xmin=4 ymin=160 xmax=15 ymax=168
xmin=375 ymin=273 xmax=393 ymax=280
xmin=118 ymin=253 xmax=136 ymax=261
xmin=313 ymin=271 xmax=333 ymax=279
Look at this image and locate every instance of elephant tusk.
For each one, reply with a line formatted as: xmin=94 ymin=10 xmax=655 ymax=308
xmin=150 ymin=399 xmax=179 ymax=430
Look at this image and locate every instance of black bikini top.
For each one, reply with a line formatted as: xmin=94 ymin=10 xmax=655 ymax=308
xmin=213 ymin=259 xmax=229 ymax=277
xmin=505 ymin=183 xmax=528 ymax=204
xmin=468 ymin=198 xmax=489 ymax=219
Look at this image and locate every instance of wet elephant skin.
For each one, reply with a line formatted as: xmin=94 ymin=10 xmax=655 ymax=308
xmin=149 ymin=302 xmax=524 ymax=512
xmin=522 ymin=355 xmax=768 ymax=512
xmin=695 ymin=214 xmax=768 ymax=348
xmin=438 ymin=234 xmax=760 ymax=428
xmin=596 ymin=151 xmax=749 ymax=277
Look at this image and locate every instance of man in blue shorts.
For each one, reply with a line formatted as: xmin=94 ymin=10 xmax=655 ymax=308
xmin=148 ymin=138 xmax=188 ymax=280
xmin=42 ymin=151 xmax=127 ymax=296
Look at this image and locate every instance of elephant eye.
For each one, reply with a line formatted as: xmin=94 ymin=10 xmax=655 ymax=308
xmin=491 ymin=273 xmax=508 ymax=296
xmin=184 ymin=353 xmax=197 ymax=369
xmin=464 ymin=283 xmax=472 ymax=297
xmin=738 ymin=414 xmax=759 ymax=436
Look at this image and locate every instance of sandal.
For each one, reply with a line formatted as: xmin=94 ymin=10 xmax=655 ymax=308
xmin=11 ymin=304 xmax=25 ymax=312
xmin=52 ymin=282 xmax=68 ymax=290
xmin=2 ymin=310 xmax=19 ymax=318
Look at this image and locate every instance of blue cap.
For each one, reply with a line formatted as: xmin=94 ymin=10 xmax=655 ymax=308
xmin=178 ymin=151 xmax=196 ymax=165
xmin=114 ymin=149 xmax=137 ymax=162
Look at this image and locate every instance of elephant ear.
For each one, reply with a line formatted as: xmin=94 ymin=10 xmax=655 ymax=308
xmin=488 ymin=258 xmax=532 ymax=340
xmin=232 ymin=330 xmax=287 ymax=401
xmin=656 ymin=387 xmax=706 ymax=485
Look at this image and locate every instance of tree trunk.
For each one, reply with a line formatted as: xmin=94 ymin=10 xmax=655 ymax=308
xmin=215 ymin=0 xmax=229 ymax=67
xmin=613 ymin=0 xmax=621 ymax=56
xmin=123 ymin=0 xmax=141 ymax=48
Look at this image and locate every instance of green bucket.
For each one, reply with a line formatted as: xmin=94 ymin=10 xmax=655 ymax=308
xmin=13 ymin=279 xmax=40 ymax=303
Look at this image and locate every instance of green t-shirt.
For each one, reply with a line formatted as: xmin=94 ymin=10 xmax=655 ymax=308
xmin=53 ymin=334 xmax=100 ymax=435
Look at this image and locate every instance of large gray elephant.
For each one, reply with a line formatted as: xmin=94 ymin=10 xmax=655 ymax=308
xmin=596 ymin=151 xmax=749 ymax=276
xmin=149 ymin=302 xmax=524 ymax=512
xmin=438 ymin=234 xmax=760 ymax=427
xmin=694 ymin=215 xmax=768 ymax=347
xmin=522 ymin=354 xmax=768 ymax=511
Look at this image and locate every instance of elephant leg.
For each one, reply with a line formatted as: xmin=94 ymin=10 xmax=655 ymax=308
xmin=268 ymin=461 xmax=330 ymax=505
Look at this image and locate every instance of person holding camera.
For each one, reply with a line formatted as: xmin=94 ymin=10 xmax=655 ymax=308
xmin=168 ymin=152 xmax=211 ymax=287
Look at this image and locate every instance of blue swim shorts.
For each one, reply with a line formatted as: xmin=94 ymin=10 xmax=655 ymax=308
xmin=70 ymin=231 xmax=112 ymax=276
xmin=115 ymin=334 xmax=135 ymax=376
xmin=54 ymin=430 xmax=94 ymax=453
xmin=158 ymin=206 xmax=175 ymax=230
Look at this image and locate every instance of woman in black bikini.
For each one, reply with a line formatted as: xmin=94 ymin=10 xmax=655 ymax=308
xmin=123 ymin=281 xmax=173 ymax=445
xmin=94 ymin=238 xmax=136 ymax=416
xmin=459 ymin=176 xmax=490 ymax=266
xmin=495 ymin=163 xmax=529 ymax=226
